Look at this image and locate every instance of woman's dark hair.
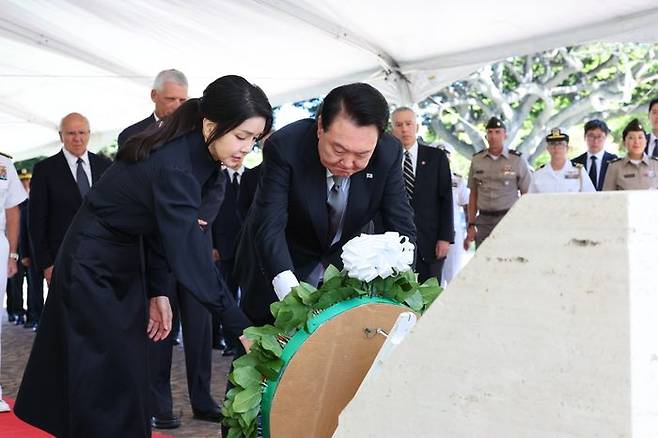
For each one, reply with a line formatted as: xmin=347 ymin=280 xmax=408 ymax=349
xmin=622 ymin=118 xmax=646 ymax=141
xmin=118 ymin=75 xmax=273 ymax=162
xmin=319 ymin=83 xmax=389 ymax=136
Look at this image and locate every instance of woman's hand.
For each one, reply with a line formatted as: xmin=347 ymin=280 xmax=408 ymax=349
xmin=147 ymin=296 xmax=173 ymax=341
xmin=239 ymin=335 xmax=254 ymax=353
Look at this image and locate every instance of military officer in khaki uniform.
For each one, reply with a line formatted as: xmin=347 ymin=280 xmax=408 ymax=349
xmin=464 ymin=117 xmax=531 ymax=249
xmin=603 ymin=118 xmax=658 ymax=191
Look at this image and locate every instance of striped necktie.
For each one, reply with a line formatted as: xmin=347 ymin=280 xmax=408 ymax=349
xmin=403 ymin=151 xmax=415 ymax=198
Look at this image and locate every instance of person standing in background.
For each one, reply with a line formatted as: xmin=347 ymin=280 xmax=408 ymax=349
xmin=0 ymin=152 xmax=28 ymax=412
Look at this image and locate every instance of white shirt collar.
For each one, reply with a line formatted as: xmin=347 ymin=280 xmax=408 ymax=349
xmin=586 ymin=149 xmax=605 ymax=161
xmin=403 ymin=141 xmax=418 ymax=161
xmin=61 ymin=147 xmax=89 ymax=167
xmin=226 ymin=165 xmax=245 ymax=179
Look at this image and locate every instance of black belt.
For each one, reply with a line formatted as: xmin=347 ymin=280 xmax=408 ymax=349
xmin=479 ymin=209 xmax=509 ymax=217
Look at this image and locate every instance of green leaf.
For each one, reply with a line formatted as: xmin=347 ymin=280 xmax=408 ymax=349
xmin=404 ymin=290 xmax=424 ymax=312
xmin=256 ymin=357 xmax=284 ymax=380
xmin=241 ymin=405 xmax=260 ymax=426
xmin=323 ymin=264 xmax=341 ymax=283
xmin=227 ymin=427 xmax=242 ymax=438
xmin=232 ymin=385 xmax=262 ymax=413
xmin=232 ymin=366 xmax=263 ymax=388
xmin=260 ymin=334 xmax=283 ymax=356
xmin=233 ymin=352 xmax=261 ymax=368
xmin=316 ymin=287 xmax=356 ymax=309
xmin=244 ymin=324 xmax=281 ymax=339
xmin=293 ymin=282 xmax=318 ymax=306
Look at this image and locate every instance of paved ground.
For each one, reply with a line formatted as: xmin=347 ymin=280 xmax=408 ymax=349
xmin=1 ymin=315 xmax=233 ymax=438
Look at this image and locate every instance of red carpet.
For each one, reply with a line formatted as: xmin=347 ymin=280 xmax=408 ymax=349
xmin=0 ymin=398 xmax=174 ymax=437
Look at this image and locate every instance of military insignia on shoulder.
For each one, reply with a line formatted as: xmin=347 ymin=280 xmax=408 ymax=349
xmin=0 ymin=166 xmax=7 ymax=180
xmin=452 ymin=172 xmax=462 ymax=178
xmin=0 ymin=151 xmax=12 ymax=159
xmin=473 ymin=150 xmax=486 ymax=156
xmin=608 ymin=157 xmax=622 ymax=164
xmin=574 ymin=163 xmax=584 ymax=168
xmin=538 ymin=164 xmax=546 ymax=169
xmin=509 ymin=149 xmax=522 ymax=156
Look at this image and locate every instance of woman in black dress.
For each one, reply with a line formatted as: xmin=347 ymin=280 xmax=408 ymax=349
xmin=15 ymin=75 xmax=272 ymax=438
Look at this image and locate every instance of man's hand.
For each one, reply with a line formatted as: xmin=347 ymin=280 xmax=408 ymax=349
xmin=21 ymin=257 xmax=31 ymax=268
xmin=147 ymin=296 xmax=173 ymax=342
xmin=44 ymin=265 xmax=54 ymax=285
xmin=464 ymin=225 xmax=476 ymax=251
xmin=435 ymin=240 xmax=450 ymax=259
xmin=7 ymin=259 xmax=17 ymax=278
xmin=212 ymin=249 xmax=220 ymax=262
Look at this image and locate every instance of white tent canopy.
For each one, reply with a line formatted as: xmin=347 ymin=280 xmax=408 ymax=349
xmin=2 ymin=0 xmax=658 ymax=160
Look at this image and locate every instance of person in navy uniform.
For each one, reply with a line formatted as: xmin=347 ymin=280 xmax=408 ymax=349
xmin=15 ymin=75 xmax=273 ymax=438
xmin=235 ymin=83 xmax=416 ymax=326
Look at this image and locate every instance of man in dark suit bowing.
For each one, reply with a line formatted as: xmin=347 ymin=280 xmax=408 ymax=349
xmin=235 ymin=83 xmax=416 ymax=326
xmin=117 ymin=69 xmax=188 ymax=148
xmin=389 ymin=107 xmax=453 ymax=283
xmin=571 ymin=119 xmax=617 ymax=191
xmin=30 ymin=113 xmax=112 ymax=286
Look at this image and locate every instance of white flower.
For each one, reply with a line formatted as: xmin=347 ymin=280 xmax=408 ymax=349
xmin=341 ymin=232 xmax=415 ymax=282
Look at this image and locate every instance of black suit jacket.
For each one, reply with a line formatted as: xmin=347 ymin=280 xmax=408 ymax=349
xmin=237 ymin=164 xmax=261 ymax=220
xmin=212 ymin=170 xmax=242 ymax=260
xmin=117 ymin=114 xmax=156 ymax=148
xmin=29 ymin=151 xmax=112 ymax=270
xmin=571 ymin=151 xmax=618 ymax=191
xmin=409 ymin=144 xmax=454 ymax=262
xmin=235 ymin=118 xmax=416 ymax=323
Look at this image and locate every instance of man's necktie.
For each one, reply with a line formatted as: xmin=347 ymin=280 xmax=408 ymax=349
xmin=403 ymin=151 xmax=415 ymax=198
xmin=232 ymin=171 xmax=240 ymax=198
xmin=327 ymin=175 xmax=347 ymax=245
xmin=653 ymin=139 xmax=658 ymax=158
xmin=76 ymin=157 xmax=90 ymax=197
xmin=588 ymin=155 xmax=598 ymax=189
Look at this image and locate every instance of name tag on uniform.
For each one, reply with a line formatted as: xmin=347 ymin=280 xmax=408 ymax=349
xmin=643 ymin=170 xmax=656 ymax=178
xmin=623 ymin=173 xmax=635 ymax=178
xmin=502 ymin=165 xmax=515 ymax=177
xmin=564 ymin=170 xmax=579 ymax=179
xmin=0 ymin=166 xmax=6 ymax=180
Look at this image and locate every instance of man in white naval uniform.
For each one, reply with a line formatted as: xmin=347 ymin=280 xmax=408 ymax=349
xmin=0 ymin=152 xmax=28 ymax=412
xmin=529 ymin=128 xmax=596 ymax=194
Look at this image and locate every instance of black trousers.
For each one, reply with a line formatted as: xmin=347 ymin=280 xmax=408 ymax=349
xmin=6 ymin=263 xmax=25 ymax=317
xmin=148 ymin=283 xmax=216 ymax=416
xmin=416 ymin=257 xmax=445 ymax=284
xmin=213 ymin=259 xmax=239 ymax=348
xmin=26 ymin=265 xmax=44 ymax=323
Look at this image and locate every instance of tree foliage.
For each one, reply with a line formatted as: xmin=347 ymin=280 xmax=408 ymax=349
xmin=419 ymin=43 xmax=658 ymax=163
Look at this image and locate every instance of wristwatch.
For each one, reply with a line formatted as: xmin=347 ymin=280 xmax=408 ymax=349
xmin=9 ymin=252 xmax=19 ymax=261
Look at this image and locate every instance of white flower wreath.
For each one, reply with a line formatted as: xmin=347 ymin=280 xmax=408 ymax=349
xmin=341 ymin=232 xmax=415 ymax=282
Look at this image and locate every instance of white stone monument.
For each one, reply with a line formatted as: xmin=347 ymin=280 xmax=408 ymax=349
xmin=335 ymin=192 xmax=658 ymax=437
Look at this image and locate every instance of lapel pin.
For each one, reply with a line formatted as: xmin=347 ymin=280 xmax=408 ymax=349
xmin=421 ymin=161 xmax=426 ymax=165
xmin=366 ymin=173 xmax=373 ymax=179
